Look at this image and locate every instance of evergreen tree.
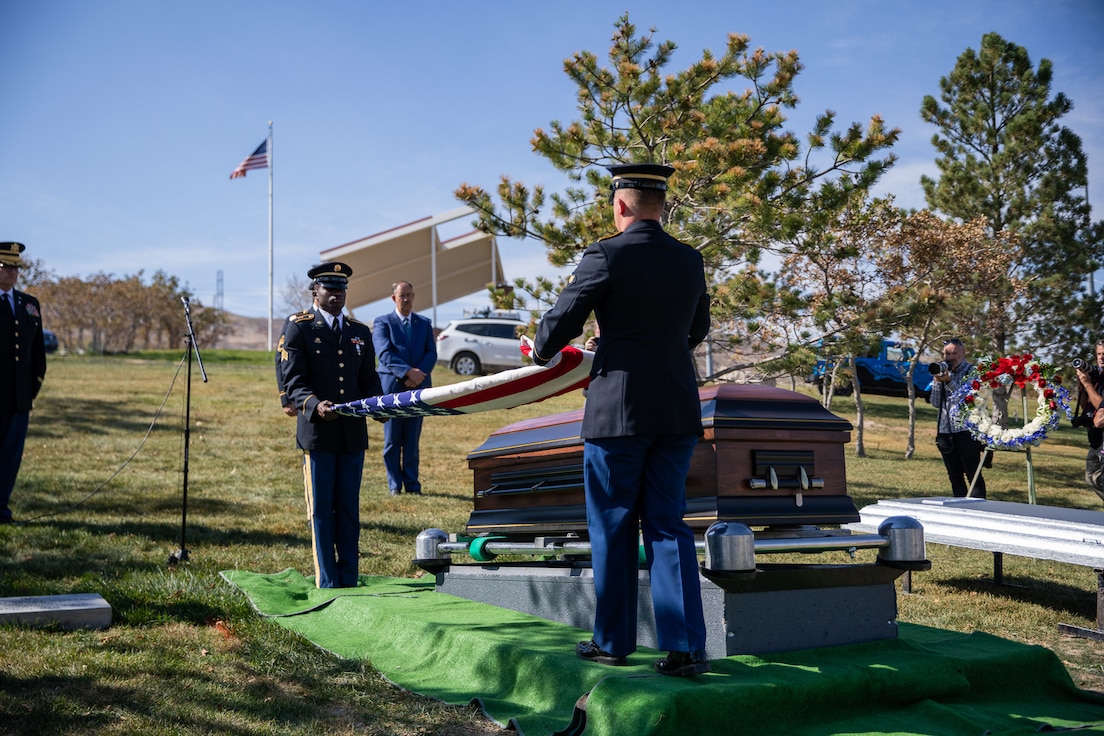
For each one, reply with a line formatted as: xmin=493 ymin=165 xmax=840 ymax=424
xmin=455 ymin=14 xmax=898 ymax=360
xmin=920 ymin=32 xmax=1100 ymax=357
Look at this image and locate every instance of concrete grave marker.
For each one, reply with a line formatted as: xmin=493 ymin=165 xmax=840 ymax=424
xmin=0 ymin=593 xmax=112 ymax=630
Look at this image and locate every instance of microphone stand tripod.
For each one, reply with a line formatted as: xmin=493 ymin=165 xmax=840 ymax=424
xmin=169 ymin=296 xmax=208 ymax=565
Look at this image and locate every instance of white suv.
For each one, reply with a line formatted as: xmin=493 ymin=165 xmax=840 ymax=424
xmin=435 ymin=317 xmax=526 ymax=376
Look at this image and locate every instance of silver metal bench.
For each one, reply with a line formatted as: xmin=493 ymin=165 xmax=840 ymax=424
xmin=848 ymin=497 xmax=1104 ymax=640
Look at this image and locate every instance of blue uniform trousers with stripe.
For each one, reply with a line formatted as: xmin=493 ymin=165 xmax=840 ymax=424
xmin=303 ymin=450 xmax=363 ymax=588
xmin=0 ymin=412 xmax=30 ymax=522
xmin=583 ymin=434 xmax=706 ymax=657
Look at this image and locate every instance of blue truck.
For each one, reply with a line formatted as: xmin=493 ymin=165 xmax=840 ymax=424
xmin=808 ymin=339 xmax=934 ymax=399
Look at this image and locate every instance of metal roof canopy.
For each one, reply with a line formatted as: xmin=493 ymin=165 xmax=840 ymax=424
xmin=319 ymin=206 xmax=504 ymax=325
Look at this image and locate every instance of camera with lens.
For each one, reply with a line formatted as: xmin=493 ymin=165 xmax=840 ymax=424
xmin=1073 ymin=357 xmax=1101 ymax=376
xmin=927 ymin=361 xmax=950 ymax=377
xmin=1072 ymin=357 xmax=1104 ymax=428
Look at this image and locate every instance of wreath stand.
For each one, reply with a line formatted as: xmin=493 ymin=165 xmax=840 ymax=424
xmin=965 ymin=391 xmax=1037 ymax=504
xmin=966 ymin=446 xmax=1036 ymax=503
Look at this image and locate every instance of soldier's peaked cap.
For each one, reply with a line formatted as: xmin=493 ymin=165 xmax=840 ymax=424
xmin=607 ymin=163 xmax=675 ymax=194
xmin=308 ymin=261 xmax=352 ymax=289
xmin=0 ymin=241 xmax=27 ymax=267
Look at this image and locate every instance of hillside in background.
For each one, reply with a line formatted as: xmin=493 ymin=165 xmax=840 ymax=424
xmin=216 ymin=313 xmax=272 ymax=351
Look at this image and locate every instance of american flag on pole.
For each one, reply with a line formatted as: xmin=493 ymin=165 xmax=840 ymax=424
xmin=333 ymin=340 xmax=592 ymax=419
xmin=230 ymin=140 xmax=269 ymax=179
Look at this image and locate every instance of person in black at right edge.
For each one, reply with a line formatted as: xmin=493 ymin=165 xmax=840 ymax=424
xmin=929 ymin=338 xmax=987 ymax=498
xmin=1073 ymin=339 xmax=1104 ymax=504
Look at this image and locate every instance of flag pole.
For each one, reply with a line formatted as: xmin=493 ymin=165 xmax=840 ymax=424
xmin=267 ymin=121 xmax=274 ymax=350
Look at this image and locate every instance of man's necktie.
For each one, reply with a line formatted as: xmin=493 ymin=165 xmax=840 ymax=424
xmin=402 ymin=317 xmax=410 ymax=337
xmin=1 ymin=293 xmax=12 ymax=317
xmin=333 ymin=317 xmax=342 ymax=337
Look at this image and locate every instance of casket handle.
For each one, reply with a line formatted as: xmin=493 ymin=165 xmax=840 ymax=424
xmin=747 ymin=470 xmax=824 ymax=491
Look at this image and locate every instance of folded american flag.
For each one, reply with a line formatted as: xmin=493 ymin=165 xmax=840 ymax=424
xmin=332 ymin=339 xmax=592 ymax=419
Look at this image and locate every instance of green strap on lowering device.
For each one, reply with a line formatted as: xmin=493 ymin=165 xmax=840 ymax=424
xmin=469 ymin=535 xmax=506 ymax=563
xmin=468 ymin=535 xmax=648 ymax=565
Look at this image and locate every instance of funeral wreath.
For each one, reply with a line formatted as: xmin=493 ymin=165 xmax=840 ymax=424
xmin=948 ymin=354 xmax=1073 ymax=450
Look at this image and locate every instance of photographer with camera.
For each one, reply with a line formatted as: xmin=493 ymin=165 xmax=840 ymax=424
xmin=1074 ymin=339 xmax=1104 ymax=503
xmin=929 ymin=338 xmax=987 ymax=498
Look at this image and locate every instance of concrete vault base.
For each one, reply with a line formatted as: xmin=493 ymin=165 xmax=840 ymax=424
xmin=434 ymin=563 xmax=900 ymax=659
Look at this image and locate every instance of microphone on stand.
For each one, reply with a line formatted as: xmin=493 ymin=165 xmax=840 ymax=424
xmin=170 ymin=293 xmax=206 ymax=566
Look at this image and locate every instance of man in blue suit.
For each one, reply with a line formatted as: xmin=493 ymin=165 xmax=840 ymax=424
xmin=373 ymin=281 xmax=437 ymax=495
xmin=532 ymin=163 xmax=711 ymax=677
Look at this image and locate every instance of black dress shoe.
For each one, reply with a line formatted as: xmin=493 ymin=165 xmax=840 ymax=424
xmin=407 ymin=489 xmax=423 ymax=496
xmin=654 ymin=650 xmax=711 ymax=677
xmin=576 ymin=640 xmax=627 ymax=666
xmin=389 ymin=489 xmax=401 ymax=496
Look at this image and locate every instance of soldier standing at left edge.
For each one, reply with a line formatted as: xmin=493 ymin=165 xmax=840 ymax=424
xmin=280 ymin=262 xmax=382 ymax=588
xmin=0 ymin=242 xmax=47 ymax=524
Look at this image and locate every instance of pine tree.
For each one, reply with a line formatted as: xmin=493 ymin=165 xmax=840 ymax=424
xmin=455 ymin=14 xmax=898 ymax=358
xmin=920 ymin=32 xmax=1100 ymax=357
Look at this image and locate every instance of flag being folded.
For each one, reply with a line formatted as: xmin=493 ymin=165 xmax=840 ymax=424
xmin=332 ymin=341 xmax=592 ymax=419
xmin=230 ymin=140 xmax=269 ymax=179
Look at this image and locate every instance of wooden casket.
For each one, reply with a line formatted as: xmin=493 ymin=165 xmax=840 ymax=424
xmin=465 ymin=383 xmax=857 ymax=539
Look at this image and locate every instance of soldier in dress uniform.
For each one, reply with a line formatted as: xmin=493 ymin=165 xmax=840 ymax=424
xmin=0 ymin=241 xmax=47 ymax=524
xmin=532 ymin=164 xmax=712 ymax=676
xmin=279 ymin=262 xmax=382 ymax=588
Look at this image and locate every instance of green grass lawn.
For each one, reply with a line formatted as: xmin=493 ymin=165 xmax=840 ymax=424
xmin=1 ymin=353 xmax=1102 ymax=735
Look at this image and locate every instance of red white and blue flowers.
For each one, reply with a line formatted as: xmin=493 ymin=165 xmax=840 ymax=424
xmin=949 ymin=354 xmax=1073 ymax=450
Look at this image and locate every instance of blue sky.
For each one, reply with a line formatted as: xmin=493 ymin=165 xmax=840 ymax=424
xmin=2 ymin=0 xmax=1101 ymax=332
